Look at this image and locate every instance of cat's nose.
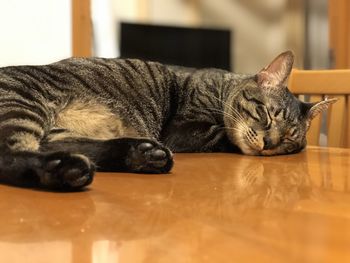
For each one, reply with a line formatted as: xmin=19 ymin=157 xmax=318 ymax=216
xmin=263 ymin=136 xmax=275 ymax=150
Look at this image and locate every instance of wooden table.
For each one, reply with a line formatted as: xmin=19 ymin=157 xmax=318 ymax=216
xmin=0 ymin=146 xmax=349 ymax=263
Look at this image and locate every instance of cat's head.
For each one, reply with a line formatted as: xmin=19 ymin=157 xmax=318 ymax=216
xmin=224 ymin=51 xmax=337 ymax=156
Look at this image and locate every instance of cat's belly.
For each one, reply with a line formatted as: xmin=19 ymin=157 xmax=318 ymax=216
xmin=48 ymin=99 xmax=138 ymax=141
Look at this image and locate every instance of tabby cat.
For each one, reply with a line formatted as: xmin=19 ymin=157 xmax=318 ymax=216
xmin=0 ymin=51 xmax=336 ymax=190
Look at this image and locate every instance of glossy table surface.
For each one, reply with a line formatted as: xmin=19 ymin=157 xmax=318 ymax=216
xmin=0 ymin=146 xmax=350 ymax=263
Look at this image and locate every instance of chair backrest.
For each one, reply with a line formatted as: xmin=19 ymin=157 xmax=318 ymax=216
xmin=288 ymin=69 xmax=350 ymax=148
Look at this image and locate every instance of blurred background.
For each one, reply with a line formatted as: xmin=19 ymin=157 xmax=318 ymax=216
xmin=0 ymin=0 xmax=349 ymax=72
xmin=92 ymin=0 xmax=322 ymax=72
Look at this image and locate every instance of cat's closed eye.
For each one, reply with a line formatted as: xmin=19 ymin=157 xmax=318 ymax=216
xmin=290 ymin=128 xmax=298 ymax=137
xmin=255 ymin=105 xmax=266 ymax=119
xmin=286 ymin=127 xmax=299 ymax=139
xmin=256 ymin=105 xmax=272 ymax=129
xmin=274 ymin=108 xmax=283 ymax=118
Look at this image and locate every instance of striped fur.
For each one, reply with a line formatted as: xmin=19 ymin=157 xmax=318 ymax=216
xmin=0 ymin=51 xmax=334 ymax=190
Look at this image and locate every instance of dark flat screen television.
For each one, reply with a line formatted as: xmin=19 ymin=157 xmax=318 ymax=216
xmin=120 ymin=22 xmax=231 ymax=71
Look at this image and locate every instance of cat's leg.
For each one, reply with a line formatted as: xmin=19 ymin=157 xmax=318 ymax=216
xmin=162 ymin=121 xmax=230 ymax=152
xmin=0 ymin=150 xmax=94 ymax=190
xmin=0 ymin=130 xmax=94 ymax=190
xmin=40 ymin=137 xmax=174 ymax=173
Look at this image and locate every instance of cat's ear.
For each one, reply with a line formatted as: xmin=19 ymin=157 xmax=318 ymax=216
xmin=307 ymin=97 xmax=338 ymax=121
xmin=256 ymin=51 xmax=294 ymax=88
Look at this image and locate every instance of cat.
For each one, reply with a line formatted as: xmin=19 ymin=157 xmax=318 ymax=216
xmin=0 ymin=51 xmax=336 ymax=190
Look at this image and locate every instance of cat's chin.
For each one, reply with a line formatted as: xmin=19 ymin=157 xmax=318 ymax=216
xmin=241 ymin=149 xmax=280 ymax=156
xmin=259 ymin=150 xmax=280 ymax=156
xmin=237 ymin=143 xmax=261 ymax=156
xmin=227 ymin=134 xmax=259 ymax=155
xmin=239 ymin=143 xmax=280 ymax=156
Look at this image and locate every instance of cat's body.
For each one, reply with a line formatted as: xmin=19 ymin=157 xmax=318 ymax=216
xmin=0 ymin=51 xmax=336 ymax=190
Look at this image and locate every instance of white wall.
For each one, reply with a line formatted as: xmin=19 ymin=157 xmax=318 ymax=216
xmin=92 ymin=0 xmax=139 ymax=58
xmin=0 ymin=0 xmax=71 ymax=67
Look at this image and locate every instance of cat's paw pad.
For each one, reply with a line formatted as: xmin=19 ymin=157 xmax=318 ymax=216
xmin=126 ymin=140 xmax=173 ymax=173
xmin=39 ymin=152 xmax=95 ymax=190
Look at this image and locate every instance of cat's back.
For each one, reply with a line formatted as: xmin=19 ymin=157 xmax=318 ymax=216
xmin=0 ymin=57 xmax=174 ymax=92
xmin=0 ymin=57 xmax=178 ymax=138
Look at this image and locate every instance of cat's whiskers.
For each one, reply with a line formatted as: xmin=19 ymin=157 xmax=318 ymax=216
xmin=204 ymin=103 xmax=246 ymax=128
xmin=218 ymin=126 xmax=241 ymax=133
xmin=206 ymin=98 xmax=256 ymax=151
xmin=206 ymin=108 xmax=241 ymax=124
xmin=223 ymin=126 xmax=243 ymax=132
xmin=209 ymin=96 xmax=245 ymax=123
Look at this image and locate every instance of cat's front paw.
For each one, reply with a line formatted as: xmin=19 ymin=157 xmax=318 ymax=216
xmin=37 ymin=152 xmax=95 ymax=190
xmin=126 ymin=140 xmax=173 ymax=173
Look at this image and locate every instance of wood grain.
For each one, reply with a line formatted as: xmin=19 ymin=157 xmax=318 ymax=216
xmin=327 ymin=95 xmax=346 ymax=147
xmin=288 ymin=69 xmax=350 ymax=94
xmin=307 ymin=95 xmax=323 ymax=146
xmin=289 ymin=69 xmax=350 ymax=147
xmin=0 ymin=149 xmax=350 ymax=262
xmin=72 ymin=0 xmax=92 ymax=57
xmin=329 ymin=0 xmax=350 ymax=69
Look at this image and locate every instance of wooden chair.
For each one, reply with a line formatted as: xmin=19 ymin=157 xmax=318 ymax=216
xmin=288 ymin=69 xmax=350 ymax=148
xmin=72 ymin=0 xmax=92 ymax=57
